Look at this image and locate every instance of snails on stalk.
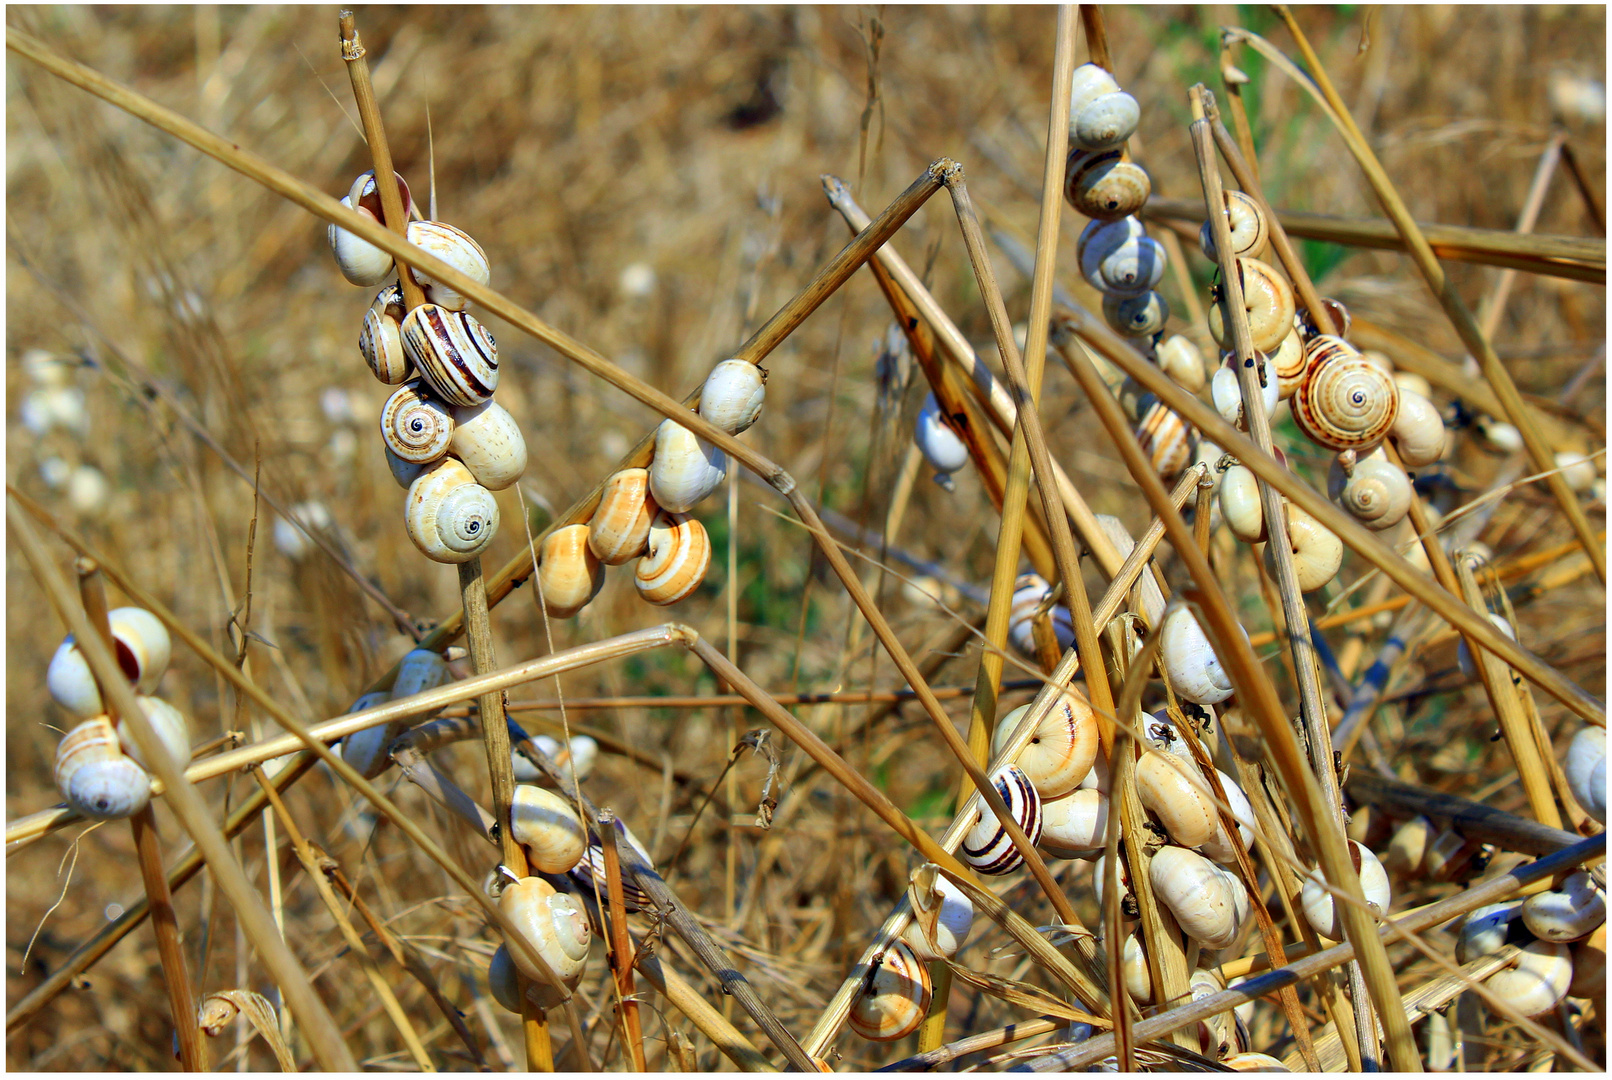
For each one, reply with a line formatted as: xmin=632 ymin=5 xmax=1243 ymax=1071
xmin=589 ymin=468 xmax=658 ymax=564
xmin=400 ymin=304 xmax=500 ymax=407
xmin=1160 ymin=605 xmax=1235 ymax=706
xmin=328 ymin=170 xmax=413 ymax=287
xmin=1150 ymin=844 xmax=1250 ymax=949
xmin=901 ymin=863 xmax=974 ymax=961
xmin=538 ymin=524 xmax=605 ymax=618
xmin=510 ymin=785 xmax=588 ymax=874
xmin=1265 ymin=503 xmax=1342 ymax=592
xmin=1064 ymin=148 xmax=1151 ymax=222
xmin=449 ymin=399 xmax=527 ymax=490
xmin=648 ymin=418 xmax=726 ymax=513
xmin=1300 ymin=839 xmax=1391 ymax=940
xmin=1327 ymin=447 xmax=1413 ymax=531
xmin=405 ymin=457 xmax=500 ymax=564
xmin=55 ymin=716 xmax=151 ymax=820
xmin=381 ymin=380 xmax=454 ymax=465
xmin=47 ymin=607 xmax=171 ymax=720
xmin=497 ymin=876 xmax=591 ymax=1007
xmin=961 ymin=764 xmax=1043 ymax=875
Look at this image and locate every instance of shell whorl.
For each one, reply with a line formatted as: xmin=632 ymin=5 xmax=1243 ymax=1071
xmin=401 ymin=303 xmax=499 ymax=407
xmin=381 ymin=381 xmax=455 ymax=463
xmin=55 ymin=716 xmax=151 ymax=820
xmin=589 ymin=468 xmax=657 ymax=564
xmin=359 ymin=301 xmax=412 ymax=385
xmin=848 ymin=941 xmax=932 ymax=1042
xmin=405 ymin=457 xmax=500 ymax=563
xmin=498 ymin=876 xmax=591 ymax=986
xmin=1293 ymin=338 xmax=1399 ymax=451
xmin=1064 ymin=149 xmax=1151 ymax=221
xmin=510 ymin=785 xmax=588 ymax=874
xmin=1136 ymin=401 xmax=1195 ymax=482
xmin=1200 ymin=190 xmax=1269 ymax=263
xmin=538 ymin=524 xmax=605 ymax=618
xmin=635 ymin=511 xmax=711 ymax=606
xmin=991 ymin=692 xmax=1099 ymax=800
xmin=1103 ymin=289 xmax=1170 ymax=337
xmin=961 ymin=764 xmax=1044 ymax=875
xmin=1208 ymin=257 xmax=1296 ymax=355
xmin=1329 ymin=453 xmax=1412 ymax=531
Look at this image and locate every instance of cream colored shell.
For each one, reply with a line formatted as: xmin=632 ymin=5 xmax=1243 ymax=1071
xmin=1199 ymin=190 xmax=1269 ymax=262
xmin=55 ymin=716 xmax=150 ymax=820
xmin=649 ymin=418 xmax=727 ymax=513
xmin=1300 ymin=839 xmax=1391 ymax=940
xmin=901 ymin=865 xmax=974 ymax=961
xmin=498 ymin=876 xmax=591 ymax=989
xmin=990 ymin=692 xmax=1099 ymax=800
xmin=405 ymin=220 xmax=490 ymax=311
xmin=538 ymin=524 xmax=605 ymax=618
xmin=1266 ymin=503 xmax=1341 ymax=592
xmin=46 ymin=607 xmax=171 ymax=719
xmin=1390 ymin=389 xmax=1445 ymax=468
xmin=635 ymin=511 xmax=710 ymax=606
xmin=405 ymin=458 xmax=500 ymax=563
xmin=1218 ymin=463 xmax=1265 ymax=543
xmin=449 ymin=400 xmax=527 ymax=490
xmin=1136 ymin=749 xmax=1217 ymax=848
xmin=698 ymin=359 xmax=766 ymax=435
xmin=510 ymin=786 xmax=588 ymax=874
xmin=115 ymin=696 xmax=191 ymax=771
xmin=1038 ymin=788 xmax=1109 ymax=859
xmin=1064 ymin=149 xmax=1150 ymax=222
xmin=1161 ymin=605 xmax=1234 ymax=705
xmin=1484 ymin=941 xmax=1572 ymax=1018
xmin=848 ymin=940 xmax=931 ymax=1041
xmin=1149 ymin=845 xmax=1250 ymax=949
xmin=1208 ymin=258 xmax=1295 ymax=354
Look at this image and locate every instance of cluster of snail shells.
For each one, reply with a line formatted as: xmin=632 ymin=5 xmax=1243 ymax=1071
xmin=47 ymin=608 xmax=189 ymax=820
xmin=1454 ymin=869 xmax=1606 ymax=1017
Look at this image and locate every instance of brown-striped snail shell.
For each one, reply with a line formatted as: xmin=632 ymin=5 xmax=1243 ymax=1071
xmin=901 ymin=864 xmax=974 ymax=961
xmin=1136 ymin=749 xmax=1217 ymax=848
xmin=1199 ymin=190 xmax=1269 ymax=262
xmin=848 ymin=940 xmax=931 ymax=1041
xmin=498 ymin=876 xmax=591 ymax=993
xmin=1270 ymin=329 xmax=1306 ymax=400
xmin=538 ymin=524 xmax=605 ymax=618
xmin=1078 ymin=217 xmax=1146 ymax=286
xmin=1266 ymin=503 xmax=1342 ymax=592
xmin=47 ymin=607 xmax=172 ymax=719
xmin=1390 ymin=389 xmax=1445 ymax=468
xmin=359 ymin=284 xmax=411 ymax=384
xmin=1300 ymin=839 xmax=1391 ymax=940
xmin=648 ymin=418 xmax=727 ymax=513
xmin=400 ymin=304 xmax=499 ymax=408
xmin=55 ymin=716 xmax=151 ymax=820
xmin=1328 ymin=449 xmax=1412 ymax=531
xmin=115 ymin=696 xmax=191 ymax=771
xmin=1565 ymin=725 xmax=1606 ymax=825
xmin=588 ymin=468 xmax=657 ymax=564
xmin=1292 ymin=337 xmax=1399 ymax=452
xmin=1149 ymin=845 xmax=1251 ymax=949
xmin=1156 ymin=334 xmax=1207 ymax=393
xmin=510 ymin=785 xmax=588 ymax=874
xmin=1293 ymin=296 xmax=1352 ymax=343
xmin=1161 ymin=605 xmax=1234 ymax=705
xmin=1218 ymin=463 xmax=1265 ymax=543
xmin=1039 ymin=789 xmax=1109 ymax=859
xmin=991 ymin=693 xmax=1099 ymax=800
xmin=1456 ymin=612 xmax=1515 ymax=680
xmin=1095 ymin=235 xmax=1167 ymax=297
xmin=1103 ymin=289 xmax=1169 ymax=337
xmin=405 ymin=457 xmax=500 ymax=563
xmin=698 ymin=359 xmax=766 ymax=435
xmin=1136 ymin=401 xmax=1195 ymax=482
xmin=381 ymin=380 xmax=455 ymax=464
xmin=1005 ymin=573 xmax=1074 ymax=657
xmin=1211 ymin=353 xmax=1279 ymax=431
xmin=449 ymin=400 xmax=527 ymax=490
xmin=635 ymin=511 xmax=710 ymax=605
xmin=1484 ymin=941 xmax=1573 ymax=1017
xmin=1208 ymin=258 xmax=1296 ymax=355
xmin=572 ymin=816 xmax=656 ymax=911
xmin=1521 ymin=870 xmax=1605 ymax=942
xmin=962 ymin=763 xmax=1044 ymax=876
xmin=1064 ymin=148 xmax=1151 ymax=222
xmin=915 ymin=392 xmax=971 ymax=491
xmin=328 ymin=171 xmax=412 ymax=287
xmin=405 ymin=220 xmax=490 ymax=311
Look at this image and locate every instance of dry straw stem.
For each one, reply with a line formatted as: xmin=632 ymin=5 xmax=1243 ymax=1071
xmin=1345 ymin=771 xmax=1585 ymax=858
xmin=630 ymin=947 xmax=775 ymax=1073
xmin=594 ymin=810 xmax=647 ymax=1071
xmin=1272 ymin=5 xmax=1604 ymax=585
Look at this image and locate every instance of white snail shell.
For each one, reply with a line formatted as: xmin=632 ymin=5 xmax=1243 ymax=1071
xmin=1091 ymin=850 xmax=1132 ymax=910
xmin=1392 ymin=370 xmax=1431 ymax=398
xmin=1218 ymin=464 xmax=1266 ymax=543
xmin=405 ymin=457 xmax=500 ymax=563
xmin=1143 ymin=708 xmax=1219 ymax=760
xmin=572 ymin=816 xmax=656 ymax=911
xmin=1136 ymin=749 xmax=1217 ymax=848
xmin=1208 ymin=258 xmax=1296 ymax=355
xmin=1006 ymin=573 xmax=1074 ymax=657
xmin=1300 ymin=839 xmax=1391 ymax=940
xmin=1150 ymin=845 xmax=1250 ymax=949
xmin=405 ymin=220 xmax=490 ymax=311
xmin=538 ymin=524 xmax=605 ymax=618
xmin=381 ymin=380 xmax=455 ymax=464
xmin=328 ymin=196 xmax=393 ymax=287
xmin=1072 ymin=90 xmax=1141 ymax=151
xmin=1293 ymin=337 xmax=1399 ymax=452
xmin=1270 ymin=329 xmax=1306 ymax=400
xmin=1038 ymin=788 xmax=1109 ymax=859
xmin=1136 ymin=401 xmax=1196 ymax=482
xmin=901 ymin=865 xmax=974 ymax=961
xmin=55 ymin=716 xmax=151 ymax=820
xmin=914 ymin=393 xmax=971 ymax=491
xmin=498 ymin=876 xmax=591 ymax=989
xmin=1384 ymin=814 xmax=1436 ymax=876
xmin=46 ymin=607 xmax=172 ymax=719
xmin=1078 ymin=217 xmax=1146 ymax=286
xmin=1068 ymin=63 xmax=1121 ymax=115
xmin=1200 ymin=190 xmax=1270 ymax=263
xmin=1476 ymin=418 xmax=1525 ymax=454
xmin=698 ymin=359 xmax=766 ymax=435
xmin=513 ymin=733 xmax=599 ymax=785
xmin=393 ymin=648 xmax=450 ymax=699
xmin=1456 ymin=612 xmax=1515 ymax=680
xmin=991 ymin=693 xmax=1099 ymax=800
xmin=385 ymin=444 xmax=430 ymax=490
xmin=635 ymin=511 xmax=711 ymax=606
xmin=962 ymin=763 xmax=1044 ymax=875
xmin=1064 ymin=149 xmax=1151 ymax=222
xmin=1390 ymin=390 xmax=1445 ymax=468
xmin=1554 ymin=450 xmax=1599 ymax=493
xmin=1161 ymin=606 xmax=1234 ymax=705
xmin=449 ymin=400 xmax=527 ymax=490
xmin=1328 ymin=451 xmax=1412 ymax=531
xmin=589 ymin=468 xmax=658 ymax=564
xmin=1103 ymin=289 xmax=1170 ymax=337
xmin=400 ymin=304 xmax=499 ymax=408
xmin=1267 ymin=503 xmax=1342 ymax=592
xmin=1123 ymin=932 xmax=1153 ymax=1004
xmin=487 ymin=944 xmax=525 ymax=1013
xmin=849 ymin=940 xmax=931 ymax=1042
xmin=510 ymin=785 xmax=588 ymax=874
xmin=1196 ymin=773 xmax=1257 ymax=865
xmin=1211 ymin=353 xmax=1279 ymax=431
xmin=1484 ymin=941 xmax=1573 ymax=1018
xmin=1223 ymin=1053 xmax=1291 ymax=1072
xmin=648 ymin=418 xmax=727 ymax=513
xmin=1096 ymin=236 xmax=1167 ymax=298
xmin=1457 ymin=901 xmax=1524 ymax=963
xmin=115 ymin=696 xmax=191 ymax=771
xmin=1522 ymin=870 xmax=1605 ymax=942
xmin=1156 ymin=334 xmax=1207 ymax=393
xmin=1564 ymin=725 xmax=1606 ymax=825
xmin=338 ymin=691 xmax=394 ymax=776
xmin=359 ymin=285 xmax=411 ymax=384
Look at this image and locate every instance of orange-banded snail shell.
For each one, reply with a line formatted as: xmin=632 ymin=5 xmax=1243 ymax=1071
xmin=1266 ymin=503 xmax=1342 ymax=592
xmin=589 ymin=468 xmax=657 ymax=564
xmin=648 ymin=418 xmax=727 ymax=513
xmin=1103 ymin=289 xmax=1170 ymax=337
xmin=360 ymin=284 xmax=411 ymax=384
xmin=991 ymin=692 xmax=1100 ymax=800
xmin=1293 ymin=337 xmax=1399 ymax=451
xmin=405 ymin=457 xmax=500 ymax=563
xmin=848 ymin=940 xmax=931 ymax=1041
xmin=381 ymin=380 xmax=454 ymax=463
xmin=1270 ymin=329 xmax=1306 ymax=400
xmin=1200 ymin=190 xmax=1269 ymax=262
xmin=1064 ymin=149 xmax=1151 ymax=222
xmin=1136 ymin=401 xmax=1195 ymax=482
xmin=510 ymin=785 xmax=588 ymax=874
xmin=449 ymin=400 xmax=527 ymax=490
xmin=538 ymin=524 xmax=605 ymax=618
xmin=497 ymin=876 xmax=591 ymax=994
xmin=1208 ymin=258 xmax=1296 ymax=355
xmin=55 ymin=715 xmax=151 ymax=820
xmin=1328 ymin=449 xmax=1412 ymax=531
xmin=401 ymin=304 xmax=499 ymax=407
xmin=962 ymin=763 xmax=1044 ymax=875
xmin=46 ymin=607 xmax=172 ymax=719
xmin=405 ymin=220 xmax=490 ymax=311
xmin=635 ymin=511 xmax=710 ymax=606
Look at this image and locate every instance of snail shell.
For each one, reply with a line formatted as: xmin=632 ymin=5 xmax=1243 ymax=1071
xmin=1196 ymin=772 xmax=1257 ymax=864
xmin=1091 ymin=851 xmax=1132 ymax=911
xmin=1156 ymin=334 xmax=1207 ymax=393
xmin=1328 ymin=451 xmax=1412 ymax=531
xmin=1293 ymin=297 xmax=1352 ymax=343
xmin=328 ymin=197 xmax=393 ymax=287
xmin=538 ymin=524 xmax=605 ymax=618
xmin=1149 ymin=844 xmax=1250 ymax=949
xmin=359 ymin=286 xmax=411 ymax=384
xmin=1564 ymin=725 xmax=1606 ymax=825
xmin=55 ymin=716 xmax=150 ymax=820
xmin=648 ymin=418 xmax=727 ymax=513
xmin=46 ymin=607 xmax=173 ymax=719
xmin=635 ymin=511 xmax=711 ymax=606
xmin=1223 ymin=1053 xmax=1292 ymax=1072
xmin=1143 ymin=708 xmax=1219 ymax=760
xmin=962 ymin=763 xmax=1044 ymax=876
xmin=405 ymin=220 xmax=490 ymax=311
xmin=381 ymin=380 xmax=455 ymax=464
xmin=1476 ymin=417 xmax=1524 ymax=454
xmin=1136 ymin=749 xmax=1217 ymax=848
xmin=1103 ymin=290 xmax=1169 ymax=339
xmin=1161 ymin=606 xmax=1234 ymax=705
xmin=1219 ymin=463 xmax=1265 ymax=543
xmin=115 ymin=696 xmax=191 ymax=771
xmin=1457 ymin=901 xmax=1525 ymax=964
xmin=1006 ymin=573 xmax=1074 ymax=657
xmin=1068 ymin=63 xmax=1121 ymax=115
xmin=400 ymin=304 xmax=499 ymax=408
xmin=1038 ymin=788 xmax=1109 ymax=859
xmin=1123 ymin=932 xmax=1153 ymax=1004
xmin=1200 ymin=190 xmax=1269 ymax=262
xmin=487 ymin=944 xmax=525 ymax=1013
xmin=1456 ymin=612 xmax=1516 ymax=679
xmin=1064 ymin=149 xmax=1151 ymax=222
xmin=991 ymin=693 xmax=1099 ymax=800
xmin=512 ymin=733 xmax=599 ymax=785
xmin=1136 ymin=401 xmax=1195 ymax=482
xmin=1096 ymin=235 xmax=1167 ymax=298
xmin=589 ymin=468 xmax=657 ymax=564
xmin=405 ymin=457 xmax=500 ymax=563
xmin=1484 ymin=941 xmax=1573 ymax=1018
xmin=1267 ymin=503 xmax=1342 ymax=592
xmin=1293 ymin=337 xmax=1399 ymax=451
xmin=384 ymin=444 xmax=430 ymax=490
xmin=915 ymin=392 xmax=971 ymax=491
xmin=1210 ymin=352 xmax=1279 ymax=431
xmin=1208 ymin=258 xmax=1296 ymax=355
xmin=1078 ymin=217 xmax=1146 ymax=286
xmin=901 ymin=864 xmax=974 ymax=961
xmin=1392 ymin=370 xmax=1432 ymax=398
xmin=1521 ymin=870 xmax=1605 ymax=942
xmin=848 ymin=940 xmax=931 ymax=1042
xmin=498 ymin=876 xmax=591 ymax=989
xmin=1270 ymin=330 xmax=1306 ymax=400
xmin=393 ymin=648 xmax=450 ymax=699
xmin=571 ymin=816 xmax=656 ymax=911
xmin=1555 ymin=451 xmax=1599 ymax=493
xmin=1072 ymin=91 xmax=1141 ymax=151
xmin=510 ymin=785 xmax=588 ymax=874
xmin=449 ymin=400 xmax=527 ymax=490
xmin=698 ymin=359 xmax=766 ymax=435
xmin=338 ymin=690 xmax=394 ymax=776
xmin=1384 ymin=814 xmax=1436 ymax=876
xmin=1300 ymin=839 xmax=1391 ymax=940
xmin=1390 ymin=389 xmax=1445 ymax=468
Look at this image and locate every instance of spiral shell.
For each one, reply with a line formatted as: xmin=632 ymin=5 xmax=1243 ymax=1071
xmin=510 ymin=785 xmax=588 ymax=874
xmin=635 ymin=511 xmax=710 ymax=606
xmin=1136 ymin=749 xmax=1217 ymax=848
xmin=498 ymin=876 xmax=591 ymax=989
xmin=1218 ymin=463 xmax=1265 ymax=543
xmin=962 ymin=764 xmax=1044 ymax=875
xmin=589 ymin=468 xmax=657 ymax=564
xmin=1484 ymin=941 xmax=1572 ymax=1018
xmin=698 ymin=359 xmax=766 ymax=435
xmin=401 ymin=304 xmax=499 ymax=407
xmin=1267 ymin=503 xmax=1341 ymax=592
xmin=1211 ymin=353 xmax=1278 ymax=431
xmin=1293 ymin=338 xmax=1399 ymax=451
xmin=115 ymin=696 xmax=191 ymax=771
xmin=1073 ymin=91 xmax=1141 ymax=151
xmin=1068 ymin=63 xmax=1121 ymax=115
xmin=901 ymin=865 xmax=974 ymax=961
xmin=405 ymin=220 xmax=490 ymax=311
xmin=1096 ymin=236 xmax=1167 ymax=298
xmin=648 ymin=418 xmax=727 ymax=513
xmin=915 ymin=392 xmax=971 ymax=490
xmin=1565 ymin=725 xmax=1606 ymax=825
xmin=55 ymin=716 xmax=150 ymax=820
xmin=1301 ymin=839 xmax=1391 ymax=940
xmin=381 ymin=380 xmax=455 ymax=463
xmin=1064 ymin=149 xmax=1151 ymax=222
xmin=1200 ymin=190 xmax=1269 ymax=262
xmin=1150 ymin=845 xmax=1251 ymax=950
xmin=1270 ymin=330 xmax=1306 ymax=400
xmin=1390 ymin=389 xmax=1445 ymax=468
xmin=538 ymin=524 xmax=604 ymax=618
xmin=359 ymin=286 xmax=411 ymax=384
xmin=1006 ymin=573 xmax=1074 ymax=657
xmin=1522 ymin=870 xmax=1605 ymax=942
xmin=1039 ymin=788 xmax=1110 ymax=859
xmin=848 ymin=941 xmax=931 ymax=1041
xmin=1136 ymin=401 xmax=1195 ymax=482
xmin=991 ymin=693 xmax=1099 ymax=800
xmin=1078 ymin=217 xmax=1146 ymax=285
xmin=1156 ymin=334 xmax=1207 ymax=393
xmin=572 ymin=816 xmax=656 ymax=911
xmin=1328 ymin=451 xmax=1412 ymax=531
xmin=1161 ymin=606 xmax=1234 ymax=705
xmin=1208 ymin=258 xmax=1296 ymax=355
xmin=46 ymin=607 xmax=172 ymax=719
xmin=1104 ymin=289 xmax=1170 ymax=337
xmin=449 ymin=400 xmax=527 ymax=490
xmin=405 ymin=457 xmax=500 ymax=563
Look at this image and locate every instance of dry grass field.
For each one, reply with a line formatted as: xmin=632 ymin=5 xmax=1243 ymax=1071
xmin=5 ymin=4 xmax=1606 ymax=1072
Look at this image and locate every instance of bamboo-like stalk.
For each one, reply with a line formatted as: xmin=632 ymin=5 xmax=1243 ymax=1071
xmin=595 ymin=809 xmax=648 ymax=1070
xmin=1079 ymin=4 xmax=1110 ymax=70
xmin=1344 ymin=771 xmax=1584 ymax=857
xmin=1475 ymin=134 xmax=1565 ymax=341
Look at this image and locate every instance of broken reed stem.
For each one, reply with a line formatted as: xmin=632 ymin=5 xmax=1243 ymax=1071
xmin=1218 ymin=35 xmax=1259 ymax=186
xmin=596 ymin=810 xmax=647 ymax=1071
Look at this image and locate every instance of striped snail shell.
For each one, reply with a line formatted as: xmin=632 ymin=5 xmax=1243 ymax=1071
xmin=1038 ymin=788 xmax=1109 ymax=859
xmin=400 ymin=304 xmax=499 ymax=408
xmin=1064 ymin=148 xmax=1151 ymax=222
xmin=381 ymin=380 xmax=455 ymax=464
xmin=538 ymin=523 xmax=604 ymax=618
xmin=1293 ymin=297 xmax=1352 ymax=343
xmin=1150 ymin=845 xmax=1251 ymax=950
xmin=1161 ymin=605 xmax=1234 ymax=705
xmin=449 ymin=400 xmax=527 ymax=490
xmin=1208 ymin=258 xmax=1296 ymax=355
xmin=901 ymin=864 xmax=974 ymax=961
xmin=47 ymin=607 xmax=171 ymax=719
xmin=648 ymin=418 xmax=727 ymax=513
xmin=914 ymin=392 xmax=971 ymax=491
xmin=510 ymin=785 xmax=588 ymax=874
xmin=1136 ymin=749 xmax=1217 ymax=848
xmin=1096 ymin=235 xmax=1167 ymax=298
xmin=1156 ymin=334 xmax=1207 ymax=393
xmin=405 ymin=220 xmax=490 ymax=312
xmin=1300 ymin=840 xmax=1391 ymax=940
xmin=572 ymin=816 xmax=656 ymax=911
xmin=1136 ymin=401 xmax=1195 ymax=482
xmin=1200 ymin=190 xmax=1270 ymax=262
xmin=1210 ymin=352 xmax=1278 ymax=431
xmin=635 ymin=511 xmax=710 ymax=606
xmin=1078 ymin=217 xmax=1146 ymax=286
xmin=1390 ymin=389 xmax=1445 ymax=468
xmin=589 ymin=468 xmax=657 ymax=564
xmin=1218 ymin=463 xmax=1265 ymax=543
xmin=848 ymin=940 xmax=931 ymax=1041
xmin=359 ymin=284 xmax=411 ymax=384
xmin=1006 ymin=573 xmax=1074 ymax=657
xmin=405 ymin=457 xmax=500 ymax=563
xmin=1072 ymin=91 xmax=1140 ymax=152
xmin=962 ymin=763 xmax=1044 ymax=876
xmin=1485 ymin=942 xmax=1573 ymax=1018
xmin=698 ymin=359 xmax=766 ymax=435
xmin=498 ymin=876 xmax=591 ymax=990
xmin=1328 ymin=450 xmax=1412 ymax=531
xmin=1293 ymin=338 xmax=1399 ymax=452
xmin=1267 ymin=503 xmax=1342 ymax=592
xmin=991 ymin=692 xmax=1099 ymax=800
xmin=1104 ymin=289 xmax=1169 ymax=338
xmin=115 ymin=696 xmax=191 ymax=771
xmin=55 ymin=716 xmax=150 ymax=820
xmin=1565 ymin=725 xmax=1606 ymax=825
xmin=1270 ymin=329 xmax=1306 ymax=400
